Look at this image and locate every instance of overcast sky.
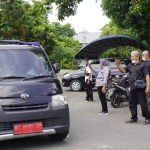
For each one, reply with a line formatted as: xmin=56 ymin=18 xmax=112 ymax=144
xmin=48 ymin=0 xmax=110 ymax=33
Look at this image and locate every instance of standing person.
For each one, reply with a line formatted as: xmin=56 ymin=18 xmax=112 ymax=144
xmin=89 ymin=59 xmax=110 ymax=115
xmin=115 ymin=51 xmax=150 ymax=124
xmin=142 ymin=50 xmax=150 ymax=111
xmin=142 ymin=50 xmax=150 ymax=72
xmin=83 ymin=57 xmax=93 ymax=102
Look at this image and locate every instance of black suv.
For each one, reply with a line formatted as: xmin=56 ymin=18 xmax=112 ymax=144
xmin=62 ymin=58 xmax=129 ymax=91
xmin=0 ymin=40 xmax=69 ymax=141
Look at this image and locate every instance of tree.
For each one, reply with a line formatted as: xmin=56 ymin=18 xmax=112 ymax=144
xmin=100 ymin=21 xmax=132 ymax=37
xmin=52 ymin=22 xmax=76 ymax=37
xmin=0 ymin=0 xmax=79 ymax=56
xmin=50 ymin=35 xmax=81 ymax=68
xmin=100 ymin=21 xmax=141 ymax=58
xmin=101 ymin=0 xmax=150 ymax=47
xmin=43 ymin=0 xmax=83 ymax=20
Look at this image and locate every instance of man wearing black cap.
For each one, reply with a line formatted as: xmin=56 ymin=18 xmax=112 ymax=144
xmin=83 ymin=57 xmax=93 ymax=102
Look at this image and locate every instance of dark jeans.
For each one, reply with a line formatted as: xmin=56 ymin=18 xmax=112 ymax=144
xmin=98 ymin=86 xmax=108 ymax=113
xmin=85 ymin=80 xmax=93 ymax=101
xmin=129 ymin=88 xmax=150 ymax=121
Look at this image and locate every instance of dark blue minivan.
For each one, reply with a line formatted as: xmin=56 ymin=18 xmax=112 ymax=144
xmin=0 ymin=40 xmax=69 ymax=141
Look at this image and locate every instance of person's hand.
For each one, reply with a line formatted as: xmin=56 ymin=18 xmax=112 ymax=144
xmin=102 ymin=87 xmax=106 ymax=93
xmin=115 ymin=59 xmax=120 ymax=66
xmin=145 ymin=86 xmax=150 ymax=94
xmin=87 ymin=80 xmax=90 ymax=84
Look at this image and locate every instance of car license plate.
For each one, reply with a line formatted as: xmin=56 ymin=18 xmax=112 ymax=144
xmin=13 ymin=122 xmax=43 ymax=135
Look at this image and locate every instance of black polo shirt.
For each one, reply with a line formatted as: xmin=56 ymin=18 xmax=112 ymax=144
xmin=145 ymin=60 xmax=150 ymax=75
xmin=124 ymin=62 xmax=149 ymax=85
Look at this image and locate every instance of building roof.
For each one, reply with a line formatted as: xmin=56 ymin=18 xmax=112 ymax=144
xmin=75 ymin=35 xmax=149 ymax=59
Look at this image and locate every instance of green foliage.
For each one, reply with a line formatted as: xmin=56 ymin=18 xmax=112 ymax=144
xmin=44 ymin=0 xmax=83 ymax=20
xmin=100 ymin=46 xmax=141 ymax=58
xmin=50 ymin=36 xmax=81 ymax=69
xmin=100 ymin=21 xmax=142 ymax=58
xmin=0 ymin=0 xmax=81 ymax=69
xmin=72 ymin=64 xmax=78 ymax=70
xmin=51 ymin=22 xmax=76 ymax=37
xmin=100 ymin=21 xmax=133 ymax=37
xmin=101 ymin=0 xmax=150 ymax=47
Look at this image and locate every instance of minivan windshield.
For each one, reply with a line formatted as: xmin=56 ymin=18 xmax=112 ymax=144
xmin=0 ymin=49 xmax=54 ymax=78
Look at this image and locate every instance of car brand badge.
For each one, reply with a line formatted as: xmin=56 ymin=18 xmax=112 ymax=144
xmin=20 ymin=93 xmax=30 ymax=100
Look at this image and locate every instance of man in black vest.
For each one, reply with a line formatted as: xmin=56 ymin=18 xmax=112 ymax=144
xmin=115 ymin=51 xmax=150 ymax=124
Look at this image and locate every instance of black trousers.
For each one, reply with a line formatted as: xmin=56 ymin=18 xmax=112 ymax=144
xmin=97 ymin=86 xmax=108 ymax=113
xmin=85 ymin=80 xmax=93 ymax=101
xmin=129 ymin=88 xmax=150 ymax=121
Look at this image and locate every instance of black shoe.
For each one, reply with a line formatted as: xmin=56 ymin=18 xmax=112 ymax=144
xmin=143 ymin=119 xmax=150 ymax=125
xmin=125 ymin=119 xmax=138 ymax=124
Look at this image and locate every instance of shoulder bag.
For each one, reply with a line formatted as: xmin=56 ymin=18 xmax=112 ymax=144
xmin=132 ymin=65 xmax=146 ymax=89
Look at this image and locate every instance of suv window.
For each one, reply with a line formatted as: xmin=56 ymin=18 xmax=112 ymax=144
xmin=0 ymin=49 xmax=53 ymax=77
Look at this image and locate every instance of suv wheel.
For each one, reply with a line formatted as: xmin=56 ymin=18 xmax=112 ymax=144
xmin=48 ymin=131 xmax=69 ymax=141
xmin=70 ymin=79 xmax=82 ymax=91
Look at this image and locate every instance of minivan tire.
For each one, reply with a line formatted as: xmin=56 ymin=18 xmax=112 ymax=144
xmin=70 ymin=79 xmax=82 ymax=91
xmin=48 ymin=131 xmax=69 ymax=141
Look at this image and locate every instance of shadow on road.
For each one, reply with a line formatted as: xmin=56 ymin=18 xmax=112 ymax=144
xmin=0 ymin=135 xmax=69 ymax=150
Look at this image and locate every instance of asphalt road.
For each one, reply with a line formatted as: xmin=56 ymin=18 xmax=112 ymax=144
xmin=0 ymin=71 xmax=150 ymax=150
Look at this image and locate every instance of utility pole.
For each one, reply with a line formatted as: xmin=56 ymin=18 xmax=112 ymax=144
xmin=79 ymin=27 xmax=88 ymax=47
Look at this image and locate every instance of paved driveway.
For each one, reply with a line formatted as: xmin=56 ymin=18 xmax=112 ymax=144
xmin=0 ymin=71 xmax=149 ymax=150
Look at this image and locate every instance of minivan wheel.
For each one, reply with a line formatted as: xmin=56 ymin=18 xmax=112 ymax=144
xmin=70 ymin=79 xmax=82 ymax=91
xmin=48 ymin=131 xmax=69 ymax=141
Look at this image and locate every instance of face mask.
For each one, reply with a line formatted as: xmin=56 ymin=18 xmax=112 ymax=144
xmin=131 ymin=60 xmax=136 ymax=64
xmin=142 ymin=57 xmax=146 ymax=61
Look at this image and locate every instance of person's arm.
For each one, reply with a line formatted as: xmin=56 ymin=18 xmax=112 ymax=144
xmin=115 ymin=59 xmax=126 ymax=73
xmin=117 ymin=65 xmax=126 ymax=73
xmin=145 ymin=74 xmax=150 ymax=94
xmin=102 ymin=68 xmax=109 ymax=93
xmin=87 ymin=73 xmax=91 ymax=84
xmin=91 ymin=68 xmax=99 ymax=73
xmin=88 ymin=64 xmax=99 ymax=73
xmin=143 ymin=65 xmax=150 ymax=94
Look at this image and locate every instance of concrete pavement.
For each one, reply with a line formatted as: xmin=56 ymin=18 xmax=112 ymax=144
xmin=0 ymin=73 xmax=150 ymax=150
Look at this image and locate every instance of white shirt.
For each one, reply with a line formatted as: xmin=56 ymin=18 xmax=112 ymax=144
xmin=85 ymin=66 xmax=92 ymax=82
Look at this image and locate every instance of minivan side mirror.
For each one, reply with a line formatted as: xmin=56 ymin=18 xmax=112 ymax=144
xmin=53 ymin=63 xmax=60 ymax=74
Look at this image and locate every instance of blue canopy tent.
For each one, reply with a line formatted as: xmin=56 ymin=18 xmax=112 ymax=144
xmin=74 ymin=35 xmax=149 ymax=59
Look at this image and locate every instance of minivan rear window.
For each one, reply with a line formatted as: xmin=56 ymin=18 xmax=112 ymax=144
xmin=0 ymin=49 xmax=53 ymax=78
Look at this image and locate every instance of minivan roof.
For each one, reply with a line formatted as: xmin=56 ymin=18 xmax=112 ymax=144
xmin=0 ymin=45 xmax=43 ymax=50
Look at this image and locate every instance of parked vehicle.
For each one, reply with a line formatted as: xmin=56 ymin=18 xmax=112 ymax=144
xmin=105 ymin=80 xmax=116 ymax=101
xmin=110 ymin=76 xmax=130 ymax=108
xmin=0 ymin=40 xmax=69 ymax=141
xmin=62 ymin=58 xmax=128 ymax=91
